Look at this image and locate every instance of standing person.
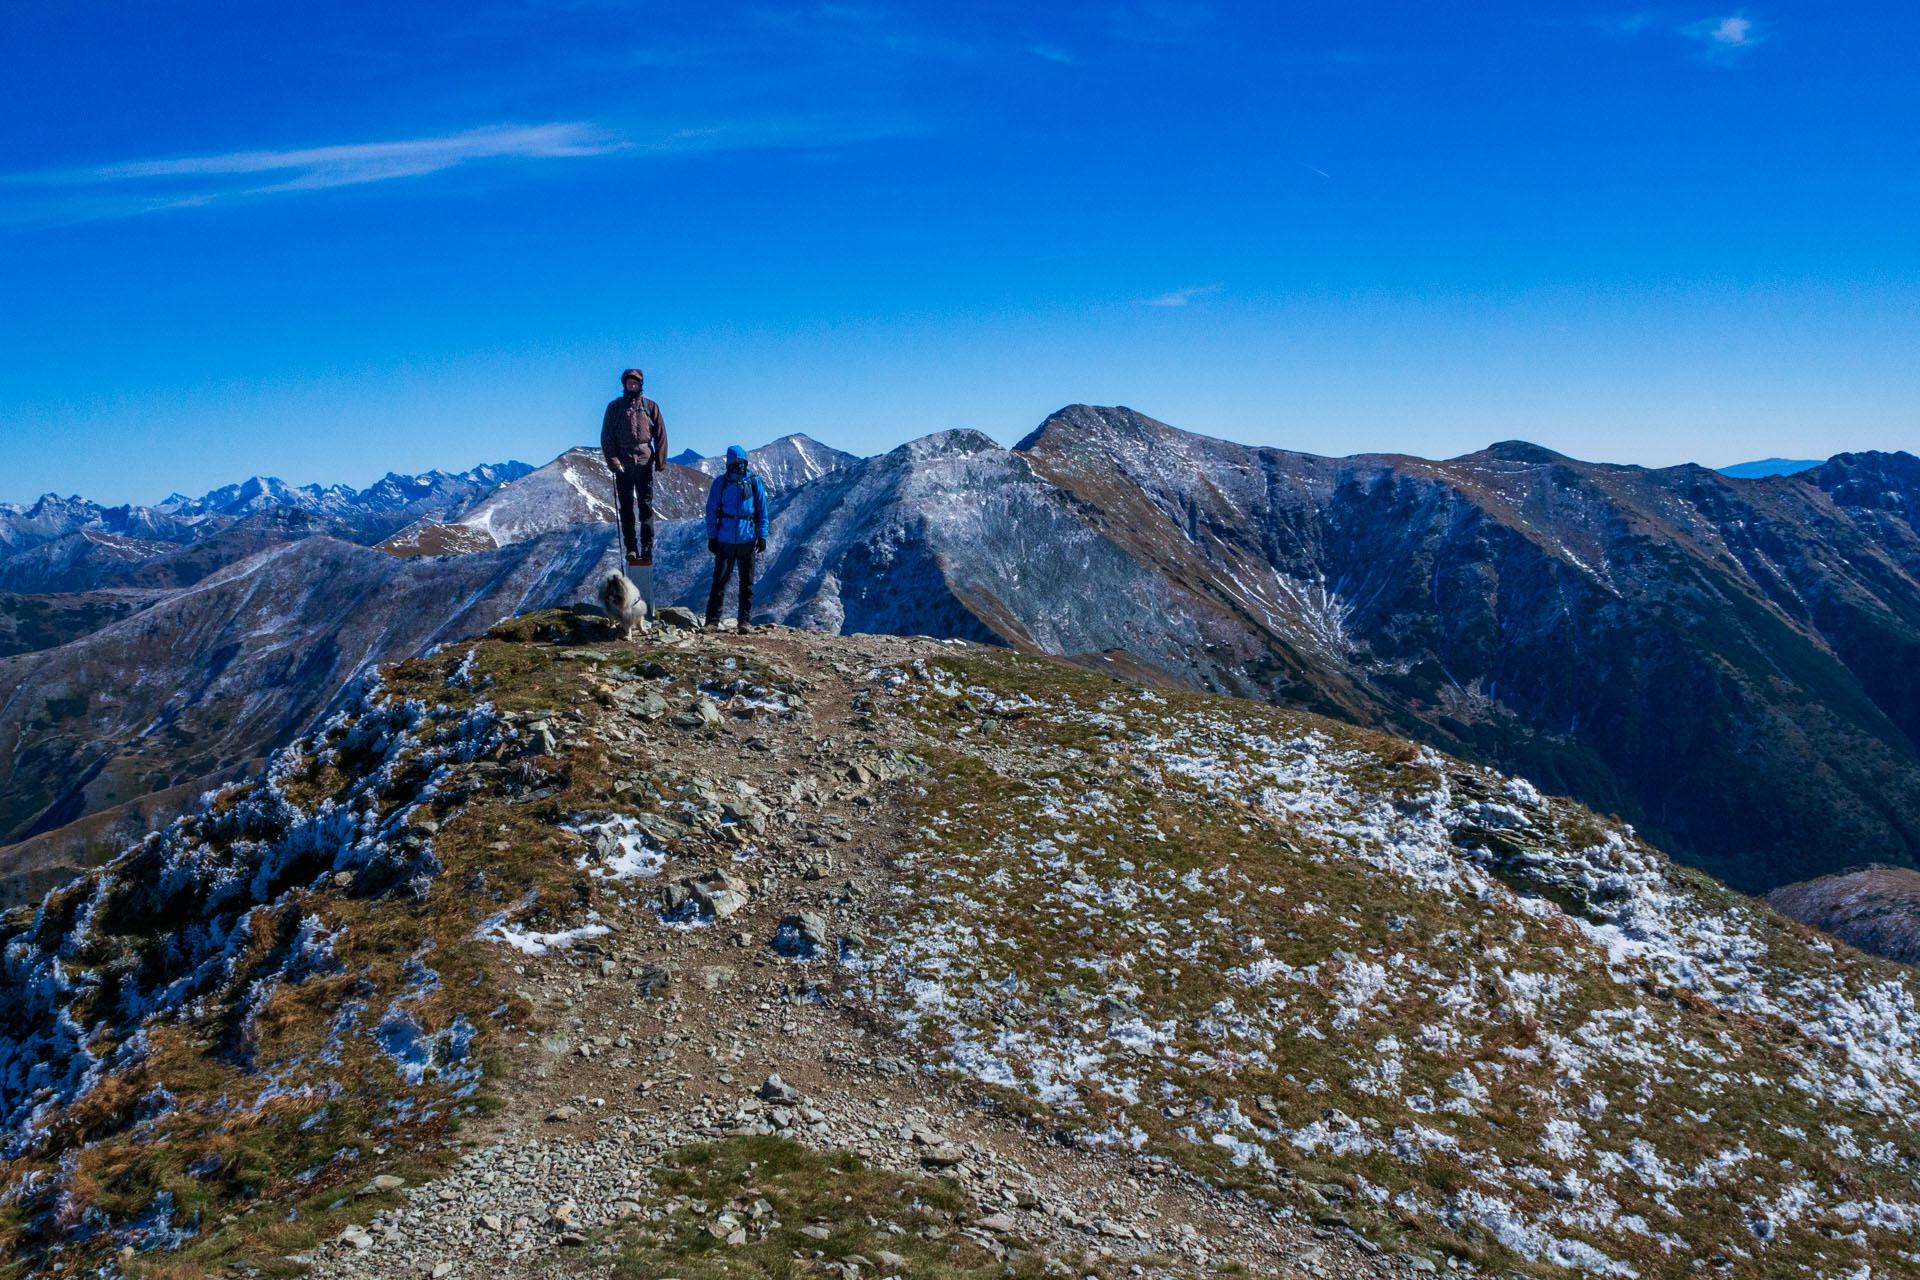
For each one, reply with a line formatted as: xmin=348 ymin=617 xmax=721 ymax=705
xmin=601 ymin=368 xmax=667 ymax=566
xmin=704 ymin=445 xmax=769 ymax=634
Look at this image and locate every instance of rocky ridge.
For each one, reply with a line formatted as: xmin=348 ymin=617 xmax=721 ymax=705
xmin=2 ymin=614 xmax=1917 ymax=1279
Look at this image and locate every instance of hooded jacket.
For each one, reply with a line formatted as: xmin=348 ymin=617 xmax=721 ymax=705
xmin=601 ymin=378 xmax=667 ymax=472
xmin=705 ymin=446 xmax=770 ymax=545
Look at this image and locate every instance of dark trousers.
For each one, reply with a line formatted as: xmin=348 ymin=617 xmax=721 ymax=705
xmin=705 ymin=543 xmax=756 ymax=624
xmin=615 ymin=467 xmax=654 ymax=557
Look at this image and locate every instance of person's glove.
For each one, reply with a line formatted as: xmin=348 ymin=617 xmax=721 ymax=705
xmin=754 ymin=537 xmax=767 ymax=553
xmin=708 ymin=538 xmax=720 ymax=555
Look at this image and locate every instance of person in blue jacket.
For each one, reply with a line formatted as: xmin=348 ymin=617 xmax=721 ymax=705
xmin=704 ymin=445 xmax=769 ymax=633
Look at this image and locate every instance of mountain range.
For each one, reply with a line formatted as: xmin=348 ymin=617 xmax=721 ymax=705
xmin=4 ymin=413 xmax=1919 ymax=912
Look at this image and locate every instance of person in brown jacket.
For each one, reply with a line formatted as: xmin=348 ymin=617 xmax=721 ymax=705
xmin=601 ymin=368 xmax=667 ymax=566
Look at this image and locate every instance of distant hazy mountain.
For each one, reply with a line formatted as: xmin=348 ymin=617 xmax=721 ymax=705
xmin=0 ymin=461 xmax=531 ymax=567
xmin=1718 ymin=457 xmax=1824 ymax=478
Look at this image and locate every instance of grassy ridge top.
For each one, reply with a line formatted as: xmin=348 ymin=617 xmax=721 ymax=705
xmin=851 ymin=650 xmax=1920 ymax=1277
xmin=2 ymin=614 xmax=1916 ymax=1280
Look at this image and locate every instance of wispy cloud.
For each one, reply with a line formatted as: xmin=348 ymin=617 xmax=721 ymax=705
xmin=2 ymin=113 xmax=920 ymax=227
xmin=1029 ymin=43 xmax=1077 ymax=64
xmin=1682 ymin=11 xmax=1761 ymax=60
xmin=24 ymin=124 xmax=615 ymax=192
xmin=1 ymin=124 xmax=618 ymax=224
xmin=1142 ymin=283 xmax=1221 ymax=307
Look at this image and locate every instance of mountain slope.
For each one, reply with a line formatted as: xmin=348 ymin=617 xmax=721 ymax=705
xmin=0 ymin=528 xmax=626 ymax=847
xmin=3 ymin=619 xmax=1917 ymax=1279
xmin=0 ymin=588 xmax=171 ymax=657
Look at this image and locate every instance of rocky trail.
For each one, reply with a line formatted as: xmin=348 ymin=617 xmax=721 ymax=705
xmin=290 ymin=619 xmax=1387 ymax=1280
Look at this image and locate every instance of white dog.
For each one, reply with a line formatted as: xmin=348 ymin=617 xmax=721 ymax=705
xmin=600 ymin=572 xmax=648 ymax=640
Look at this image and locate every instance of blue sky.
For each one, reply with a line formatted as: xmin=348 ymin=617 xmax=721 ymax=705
xmin=2 ymin=2 xmax=1916 ymax=504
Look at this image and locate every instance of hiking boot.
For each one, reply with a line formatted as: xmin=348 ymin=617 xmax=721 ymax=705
xmin=704 ymin=615 xmax=721 ymax=630
xmin=736 ymin=623 xmax=754 ymax=637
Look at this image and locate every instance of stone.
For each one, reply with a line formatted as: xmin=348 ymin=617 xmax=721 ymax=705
xmin=704 ymin=889 xmax=749 ymax=918
xmin=773 ymin=910 xmax=830 ymax=959
xmin=478 ymin=1213 xmax=504 ymax=1233
xmin=758 ymin=1073 xmax=805 ymax=1104
xmin=635 ymin=813 xmax=683 ymax=843
xmin=801 ymin=1225 xmax=833 ymax=1240
xmin=635 ymin=965 xmax=673 ymax=995
xmin=432 ymin=1264 xmax=454 ymax=1279
xmin=656 ymin=606 xmax=699 ymax=629
xmin=920 ymin=1147 xmax=964 ymax=1168
xmin=546 ymin=1105 xmax=580 ymax=1122
xmin=876 ymin=1251 xmax=908 ymax=1269
xmin=974 ymin=1212 xmax=1019 ymax=1233
xmin=689 ymin=871 xmax=750 ymax=919
xmin=695 ymin=697 xmax=724 ymax=726
xmin=358 ymin=1174 xmax=405 ymax=1196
